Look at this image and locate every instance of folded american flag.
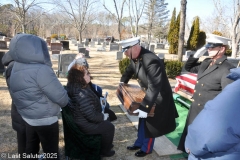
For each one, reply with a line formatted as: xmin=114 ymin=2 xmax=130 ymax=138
xmin=174 ymin=73 xmax=197 ymax=96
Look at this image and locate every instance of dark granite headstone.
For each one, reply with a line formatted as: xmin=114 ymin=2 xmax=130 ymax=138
xmin=0 ymin=52 xmax=5 ymax=73
xmin=50 ymin=43 xmax=62 ymax=54
xmin=78 ymin=47 xmax=86 ymax=54
xmin=60 ymin=41 xmax=70 ymax=50
xmin=85 ymin=39 xmax=89 ymax=47
xmin=58 ymin=54 xmax=76 ymax=78
xmin=85 ymin=50 xmax=90 ymax=58
xmin=110 ymin=43 xmax=119 ymax=51
xmin=0 ymin=41 xmax=7 ymax=49
xmin=156 ymin=43 xmax=164 ymax=49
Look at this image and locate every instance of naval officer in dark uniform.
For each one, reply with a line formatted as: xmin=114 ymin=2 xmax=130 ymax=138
xmin=178 ymin=34 xmax=235 ymax=152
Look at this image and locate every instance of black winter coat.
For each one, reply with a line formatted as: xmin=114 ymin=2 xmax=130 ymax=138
xmin=66 ymin=83 xmax=105 ymax=133
xmin=121 ymin=47 xmax=178 ymax=138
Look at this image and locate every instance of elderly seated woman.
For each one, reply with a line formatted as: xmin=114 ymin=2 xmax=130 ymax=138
xmin=66 ymin=64 xmax=115 ymax=157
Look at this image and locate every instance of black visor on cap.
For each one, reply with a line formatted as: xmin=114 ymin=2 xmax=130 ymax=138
xmin=205 ymin=43 xmax=223 ymax=48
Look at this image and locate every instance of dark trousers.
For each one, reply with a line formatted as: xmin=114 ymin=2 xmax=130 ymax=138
xmin=134 ymin=119 xmax=155 ymax=153
xmin=16 ymin=129 xmax=27 ymax=160
xmin=25 ymin=121 xmax=59 ymax=160
xmin=86 ymin=120 xmax=115 ymax=154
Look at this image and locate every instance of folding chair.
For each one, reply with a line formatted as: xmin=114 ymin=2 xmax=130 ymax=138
xmin=61 ymin=105 xmax=102 ymax=160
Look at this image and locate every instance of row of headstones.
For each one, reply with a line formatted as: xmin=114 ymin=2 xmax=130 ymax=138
xmin=0 ymin=37 xmax=11 ymax=49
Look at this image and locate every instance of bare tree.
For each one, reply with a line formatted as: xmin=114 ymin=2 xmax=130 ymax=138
xmin=177 ymin=0 xmax=187 ymax=61
xmin=55 ymin=0 xmax=98 ymax=42
xmin=9 ymin=0 xmax=49 ymax=33
xmin=212 ymin=0 xmax=240 ymax=58
xmin=102 ymin=0 xmax=127 ymax=40
xmin=127 ymin=0 xmax=146 ymax=37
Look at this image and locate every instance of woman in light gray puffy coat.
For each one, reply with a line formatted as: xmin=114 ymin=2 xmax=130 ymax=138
xmin=9 ymin=34 xmax=68 ymax=159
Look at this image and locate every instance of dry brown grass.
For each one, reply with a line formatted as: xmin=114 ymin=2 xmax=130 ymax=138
xmin=0 ymin=47 xmax=184 ymax=160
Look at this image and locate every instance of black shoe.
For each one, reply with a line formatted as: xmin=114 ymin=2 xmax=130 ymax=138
xmin=101 ymin=150 xmax=115 ymax=157
xmin=127 ymin=145 xmax=141 ymax=150
xmin=135 ymin=150 xmax=151 ymax=157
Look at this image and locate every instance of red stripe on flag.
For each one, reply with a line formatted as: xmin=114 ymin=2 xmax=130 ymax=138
xmin=176 ymin=75 xmax=197 ymax=85
xmin=178 ymin=84 xmax=195 ymax=94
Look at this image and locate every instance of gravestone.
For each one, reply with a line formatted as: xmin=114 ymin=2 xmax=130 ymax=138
xmin=0 ymin=41 xmax=7 ymax=49
xmin=97 ymin=47 xmax=106 ymax=51
xmin=183 ymin=50 xmax=194 ymax=61
xmin=85 ymin=49 xmax=90 ymax=58
xmin=90 ymin=41 xmax=95 ymax=47
xmin=156 ymin=43 xmax=164 ymax=49
xmin=78 ymin=43 xmax=84 ymax=48
xmin=78 ymin=47 xmax=86 ymax=54
xmin=97 ymin=39 xmax=101 ymax=45
xmin=51 ymin=38 xmax=56 ymax=43
xmin=0 ymin=36 xmax=4 ymax=40
xmin=140 ymin=42 xmax=145 ymax=48
xmin=157 ymin=53 xmax=165 ymax=59
xmin=85 ymin=39 xmax=89 ymax=47
xmin=58 ymin=54 xmax=76 ymax=78
xmin=50 ymin=43 xmax=62 ymax=54
xmin=149 ymin=45 xmax=155 ymax=53
xmin=4 ymin=37 xmax=10 ymax=42
xmin=100 ymin=39 xmax=104 ymax=43
xmin=71 ymin=39 xmax=77 ymax=45
xmin=102 ymin=42 xmax=106 ymax=48
xmin=116 ymin=51 xmax=123 ymax=60
xmin=110 ymin=43 xmax=119 ymax=51
xmin=145 ymin=43 xmax=149 ymax=50
xmin=46 ymin=37 xmax=51 ymax=46
xmin=60 ymin=41 xmax=70 ymax=50
xmin=106 ymin=41 xmax=109 ymax=45
xmin=0 ymin=52 xmax=5 ymax=73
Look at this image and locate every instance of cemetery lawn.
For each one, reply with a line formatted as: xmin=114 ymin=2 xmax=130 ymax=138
xmin=0 ymin=48 xmax=186 ymax=160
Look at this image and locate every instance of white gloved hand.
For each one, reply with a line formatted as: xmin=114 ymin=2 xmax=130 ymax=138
xmin=103 ymin=113 xmax=109 ymax=120
xmin=133 ymin=109 xmax=148 ymax=118
xmin=193 ymin=47 xmax=207 ymax=58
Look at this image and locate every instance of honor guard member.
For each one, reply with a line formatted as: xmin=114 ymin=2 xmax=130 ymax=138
xmin=118 ymin=37 xmax=178 ymax=157
xmin=178 ymin=34 xmax=235 ymax=153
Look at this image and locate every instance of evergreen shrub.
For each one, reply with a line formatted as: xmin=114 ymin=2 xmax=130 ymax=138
xmin=119 ymin=57 xmax=130 ymax=75
xmin=119 ymin=58 xmax=183 ymax=79
xmin=51 ymin=34 xmax=58 ymax=39
xmin=164 ymin=60 xmax=183 ymax=78
xmin=59 ymin=34 xmax=67 ymax=40
xmin=225 ymin=49 xmax=232 ymax=57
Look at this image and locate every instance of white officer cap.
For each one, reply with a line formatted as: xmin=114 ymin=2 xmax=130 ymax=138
xmin=205 ymin=34 xmax=231 ymax=48
xmin=118 ymin=37 xmax=140 ymax=52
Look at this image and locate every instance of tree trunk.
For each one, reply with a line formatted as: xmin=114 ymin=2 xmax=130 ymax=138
xmin=178 ymin=0 xmax=187 ymax=62
xmin=118 ymin=21 xmax=121 ymax=40
xmin=230 ymin=4 xmax=240 ymax=58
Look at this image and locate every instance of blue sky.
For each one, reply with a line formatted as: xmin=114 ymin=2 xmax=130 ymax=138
xmin=167 ymin=0 xmax=215 ymax=22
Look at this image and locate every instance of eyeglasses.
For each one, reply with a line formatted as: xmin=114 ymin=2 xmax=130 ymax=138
xmin=205 ymin=43 xmax=223 ymax=49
